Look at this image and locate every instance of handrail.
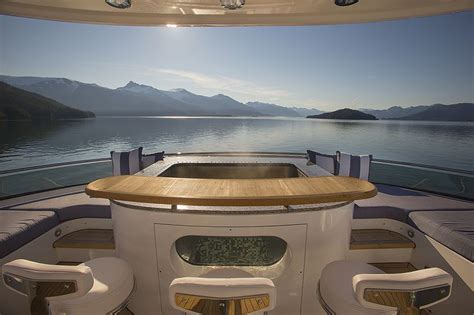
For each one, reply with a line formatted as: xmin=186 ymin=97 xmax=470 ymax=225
xmin=0 ymin=158 xmax=111 ymax=176
xmin=1 ymin=153 xmax=473 ymax=176
xmin=0 ymin=152 xmax=472 ymax=202
xmin=166 ymin=151 xmax=308 ymax=157
xmin=371 ymin=159 xmax=474 ymax=176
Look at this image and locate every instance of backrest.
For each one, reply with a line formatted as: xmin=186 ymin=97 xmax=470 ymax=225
xmin=2 ymin=259 xmax=94 ymax=302
xmin=169 ymin=277 xmax=276 ymax=315
xmin=336 ymin=151 xmax=372 ymax=180
xmin=307 ymin=150 xmax=337 ymax=174
xmin=141 ymin=151 xmax=165 ymax=169
xmin=110 ymin=147 xmax=143 ymax=175
xmin=353 ymin=267 xmax=453 ymax=312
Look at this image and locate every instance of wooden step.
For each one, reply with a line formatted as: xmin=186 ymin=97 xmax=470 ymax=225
xmin=350 ymin=229 xmax=415 ymax=250
xmin=117 ymin=307 xmax=134 ymax=315
xmin=57 ymin=261 xmax=82 ymax=266
xmin=370 ymin=262 xmax=417 ymax=273
xmin=54 ymin=229 xmax=115 ymax=250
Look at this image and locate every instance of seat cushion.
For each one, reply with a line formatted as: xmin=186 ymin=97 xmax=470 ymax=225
xmin=49 ymin=257 xmax=134 ymax=315
xmin=9 ymin=192 xmax=111 ymax=222
xmin=307 ymin=150 xmax=337 ymax=174
xmin=0 ymin=210 xmax=59 ymax=258
xmin=53 ymin=204 xmax=111 ymax=222
xmin=141 ymin=151 xmax=165 ymax=169
xmin=336 ymin=151 xmax=372 ymax=180
xmin=319 ymin=260 xmax=395 ymax=315
xmin=354 ymin=184 xmax=473 ymax=224
xmin=111 ymin=147 xmax=143 ymax=175
xmin=408 ymin=211 xmax=474 ymax=262
xmin=353 ymin=204 xmax=413 ymax=223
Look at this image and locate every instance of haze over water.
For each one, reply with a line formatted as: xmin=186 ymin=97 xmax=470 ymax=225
xmin=1 ymin=117 xmax=473 ymax=172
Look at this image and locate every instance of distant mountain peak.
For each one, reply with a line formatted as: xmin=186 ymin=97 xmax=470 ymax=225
xmin=124 ymin=81 xmax=140 ymax=88
xmin=170 ymin=88 xmax=190 ymax=93
xmin=212 ymin=93 xmax=228 ymax=98
xmin=118 ymin=81 xmax=159 ymax=94
xmin=122 ymin=81 xmax=153 ymax=89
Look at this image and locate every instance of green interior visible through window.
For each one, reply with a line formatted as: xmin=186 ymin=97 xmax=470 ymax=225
xmin=175 ymin=235 xmax=287 ymax=266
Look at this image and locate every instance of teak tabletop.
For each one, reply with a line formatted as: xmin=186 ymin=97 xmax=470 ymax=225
xmin=85 ymin=175 xmax=377 ymax=207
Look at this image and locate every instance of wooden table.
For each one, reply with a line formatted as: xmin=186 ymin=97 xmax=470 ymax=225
xmin=86 ymin=175 xmax=377 ymax=206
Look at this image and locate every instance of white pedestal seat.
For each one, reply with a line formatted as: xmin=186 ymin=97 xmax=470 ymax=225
xmin=318 ymin=260 xmax=453 ymax=315
xmin=2 ymin=257 xmax=134 ymax=315
xmin=169 ymin=276 xmax=276 ymax=315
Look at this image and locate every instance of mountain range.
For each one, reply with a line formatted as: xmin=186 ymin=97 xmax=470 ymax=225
xmin=0 ymin=82 xmax=94 ymax=121
xmin=246 ymin=102 xmax=324 ymax=117
xmin=0 ymin=75 xmax=472 ymax=121
xmin=360 ymin=103 xmax=473 ymax=121
xmin=359 ymin=106 xmax=429 ymax=119
xmin=0 ymin=76 xmax=323 ymax=117
xmin=386 ymin=103 xmax=474 ymax=121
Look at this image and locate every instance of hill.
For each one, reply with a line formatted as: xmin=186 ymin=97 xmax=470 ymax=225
xmin=307 ymin=108 xmax=377 ymax=120
xmin=0 ymin=82 xmax=95 ymax=121
xmin=246 ymin=102 xmax=301 ymax=117
xmin=392 ymin=103 xmax=474 ymax=121
xmin=360 ymin=105 xmax=429 ymax=119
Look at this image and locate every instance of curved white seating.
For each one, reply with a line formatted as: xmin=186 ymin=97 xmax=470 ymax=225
xmin=2 ymin=257 xmax=134 ymax=315
xmin=319 ymin=260 xmax=453 ymax=315
xmin=169 ymin=277 xmax=276 ymax=315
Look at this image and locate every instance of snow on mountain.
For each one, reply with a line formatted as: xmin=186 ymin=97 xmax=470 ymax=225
xmin=0 ymin=75 xmax=324 ymax=117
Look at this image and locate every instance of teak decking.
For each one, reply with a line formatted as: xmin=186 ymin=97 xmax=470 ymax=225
xmin=53 ymin=229 xmax=115 ymax=250
xmin=350 ymin=229 xmax=415 ymax=250
xmin=85 ymin=175 xmax=377 ymax=206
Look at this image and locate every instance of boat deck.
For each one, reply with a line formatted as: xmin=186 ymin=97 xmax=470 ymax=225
xmin=1 ymin=182 xmax=472 ymax=261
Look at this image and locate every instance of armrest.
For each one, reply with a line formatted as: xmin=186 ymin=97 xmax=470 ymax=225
xmin=353 ymin=268 xmax=453 ymax=311
xmin=2 ymin=259 xmax=94 ymax=301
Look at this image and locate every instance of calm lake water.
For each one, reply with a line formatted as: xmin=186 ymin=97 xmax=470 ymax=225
xmin=0 ymin=117 xmax=473 ymax=172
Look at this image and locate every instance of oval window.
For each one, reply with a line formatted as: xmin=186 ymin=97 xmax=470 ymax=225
xmin=175 ymin=236 xmax=287 ymax=266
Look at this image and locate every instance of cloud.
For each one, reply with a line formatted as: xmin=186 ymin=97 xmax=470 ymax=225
xmin=158 ymin=68 xmax=290 ymax=100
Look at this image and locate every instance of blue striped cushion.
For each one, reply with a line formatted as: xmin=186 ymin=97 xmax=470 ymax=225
xmin=111 ymin=147 xmax=143 ymax=175
xmin=306 ymin=150 xmax=337 ymax=174
xmin=336 ymin=151 xmax=372 ymax=180
xmin=141 ymin=151 xmax=165 ymax=169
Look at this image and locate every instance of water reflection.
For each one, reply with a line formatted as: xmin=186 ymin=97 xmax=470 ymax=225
xmin=1 ymin=117 xmax=473 ymax=171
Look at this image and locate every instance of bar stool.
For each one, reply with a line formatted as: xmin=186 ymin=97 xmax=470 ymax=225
xmin=2 ymin=257 xmax=135 ymax=315
xmin=318 ymin=260 xmax=453 ymax=315
xmin=169 ymin=276 xmax=276 ymax=315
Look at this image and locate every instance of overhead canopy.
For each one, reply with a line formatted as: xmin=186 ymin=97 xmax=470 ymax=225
xmin=0 ymin=0 xmax=472 ymax=26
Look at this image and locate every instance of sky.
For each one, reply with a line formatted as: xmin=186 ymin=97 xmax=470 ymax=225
xmin=0 ymin=11 xmax=473 ymax=111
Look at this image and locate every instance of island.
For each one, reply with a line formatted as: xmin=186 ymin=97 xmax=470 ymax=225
xmin=0 ymin=82 xmax=95 ymax=121
xmin=307 ymin=108 xmax=377 ymax=120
